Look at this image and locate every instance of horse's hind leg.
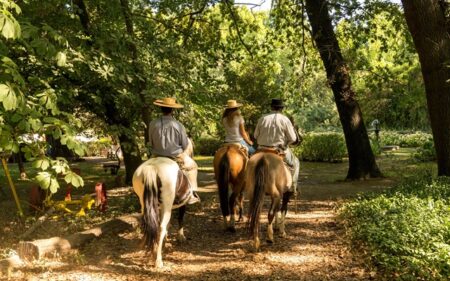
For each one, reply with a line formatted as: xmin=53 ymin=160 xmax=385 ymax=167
xmin=278 ymin=191 xmax=293 ymax=238
xmin=177 ymin=205 xmax=186 ymax=241
xmin=155 ymin=206 xmax=172 ymax=268
xmin=237 ymin=192 xmax=244 ymax=222
xmin=267 ymin=196 xmax=281 ymax=243
xmin=228 ymin=191 xmax=238 ymax=232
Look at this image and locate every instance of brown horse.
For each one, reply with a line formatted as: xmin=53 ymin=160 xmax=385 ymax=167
xmin=213 ymin=144 xmax=248 ymax=232
xmin=245 ymin=152 xmax=293 ymax=250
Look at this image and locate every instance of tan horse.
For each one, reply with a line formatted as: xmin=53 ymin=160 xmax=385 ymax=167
xmin=245 ymin=152 xmax=293 ymax=250
xmin=213 ymin=144 xmax=248 ymax=232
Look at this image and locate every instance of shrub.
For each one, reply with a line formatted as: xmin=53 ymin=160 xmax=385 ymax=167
xmin=193 ymin=137 xmax=223 ymax=156
xmin=340 ymin=176 xmax=450 ymax=280
xmin=294 ymin=132 xmax=346 ymax=162
xmin=379 ymin=131 xmax=432 ymax=148
xmin=413 ymin=139 xmax=437 ymax=162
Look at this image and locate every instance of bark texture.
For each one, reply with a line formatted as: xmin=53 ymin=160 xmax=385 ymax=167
xmin=304 ymin=0 xmax=381 ymax=179
xmin=402 ymin=0 xmax=450 ymax=175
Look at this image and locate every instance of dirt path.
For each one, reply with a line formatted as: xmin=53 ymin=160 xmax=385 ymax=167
xmin=4 ymin=162 xmax=392 ymax=281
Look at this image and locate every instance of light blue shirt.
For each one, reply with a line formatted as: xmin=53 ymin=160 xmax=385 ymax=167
xmin=148 ymin=115 xmax=188 ymax=157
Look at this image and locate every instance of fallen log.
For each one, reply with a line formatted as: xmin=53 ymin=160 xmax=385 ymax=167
xmin=17 ymin=213 xmax=141 ymax=261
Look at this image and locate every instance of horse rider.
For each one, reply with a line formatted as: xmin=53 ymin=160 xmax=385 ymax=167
xmin=148 ymin=97 xmax=200 ymax=204
xmin=222 ymin=99 xmax=255 ymax=155
xmin=254 ymin=98 xmax=300 ymax=194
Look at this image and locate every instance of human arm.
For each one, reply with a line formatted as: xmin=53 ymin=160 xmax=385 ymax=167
xmin=239 ymin=122 xmax=253 ymax=145
xmin=179 ymin=123 xmax=189 ymax=150
xmin=284 ymin=117 xmax=297 ymax=145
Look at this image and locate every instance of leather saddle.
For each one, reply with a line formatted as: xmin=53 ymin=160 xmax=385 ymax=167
xmin=219 ymin=142 xmax=249 ymax=158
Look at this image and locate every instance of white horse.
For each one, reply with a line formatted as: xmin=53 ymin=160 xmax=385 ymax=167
xmin=132 ymin=156 xmax=193 ymax=268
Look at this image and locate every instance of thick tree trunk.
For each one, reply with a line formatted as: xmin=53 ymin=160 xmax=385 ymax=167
xmin=118 ymin=134 xmax=142 ymax=184
xmin=304 ymin=0 xmax=381 ymax=179
xmin=402 ymin=0 xmax=450 ymax=176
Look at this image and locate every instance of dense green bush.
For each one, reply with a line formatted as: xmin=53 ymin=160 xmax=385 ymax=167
xmin=340 ymin=176 xmax=450 ymax=280
xmin=294 ymin=132 xmax=346 ymax=162
xmin=193 ymin=137 xmax=223 ymax=156
xmin=379 ymin=131 xmax=432 ymax=147
xmin=413 ymin=139 xmax=437 ymax=162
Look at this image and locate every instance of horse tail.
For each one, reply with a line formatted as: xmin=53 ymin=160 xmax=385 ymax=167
xmin=247 ymin=156 xmax=268 ymax=238
xmin=141 ymin=165 xmax=160 ymax=252
xmin=218 ymin=151 xmax=230 ymax=217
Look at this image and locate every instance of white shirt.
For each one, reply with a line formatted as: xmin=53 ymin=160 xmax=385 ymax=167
xmin=254 ymin=112 xmax=297 ymax=148
xmin=223 ymin=115 xmax=244 ymax=142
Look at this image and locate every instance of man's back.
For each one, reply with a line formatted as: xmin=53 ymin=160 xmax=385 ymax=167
xmin=254 ymin=112 xmax=297 ymax=148
xmin=149 ymin=115 xmax=188 ymax=157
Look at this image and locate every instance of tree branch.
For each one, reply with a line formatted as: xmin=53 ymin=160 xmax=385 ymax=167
xmin=223 ymin=0 xmax=254 ymax=58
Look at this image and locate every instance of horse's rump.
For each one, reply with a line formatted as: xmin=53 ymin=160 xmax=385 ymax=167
xmin=214 ymin=144 xmax=248 ymax=227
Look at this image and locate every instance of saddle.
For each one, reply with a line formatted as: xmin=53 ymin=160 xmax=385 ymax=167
xmin=255 ymin=147 xmax=285 ymax=157
xmin=155 ymin=169 xmax=191 ymax=206
xmin=219 ymin=142 xmax=249 ymax=158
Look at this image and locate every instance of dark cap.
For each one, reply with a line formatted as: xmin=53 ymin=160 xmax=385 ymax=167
xmin=271 ymin=98 xmax=285 ymax=108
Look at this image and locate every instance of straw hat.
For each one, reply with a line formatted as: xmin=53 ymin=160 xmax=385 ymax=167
xmin=224 ymin=99 xmax=243 ymax=109
xmin=153 ymin=97 xmax=183 ymax=109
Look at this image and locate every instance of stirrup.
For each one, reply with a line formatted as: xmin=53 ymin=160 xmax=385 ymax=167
xmin=187 ymin=192 xmax=201 ymax=205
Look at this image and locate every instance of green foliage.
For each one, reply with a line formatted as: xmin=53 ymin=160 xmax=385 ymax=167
xmin=379 ymin=131 xmax=432 ymax=147
xmin=0 ymin=0 xmax=86 ymax=193
xmin=294 ymin=132 xmax=346 ymax=162
xmin=413 ymin=139 xmax=437 ymax=162
xmin=340 ymin=176 xmax=450 ymax=280
xmin=338 ymin=4 xmax=428 ymax=130
xmin=193 ymin=137 xmax=222 ymax=156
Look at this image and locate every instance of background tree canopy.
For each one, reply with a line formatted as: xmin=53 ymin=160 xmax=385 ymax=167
xmin=0 ymin=0 xmax=438 ymax=188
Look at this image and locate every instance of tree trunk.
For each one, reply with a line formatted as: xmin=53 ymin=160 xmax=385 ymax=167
xmin=304 ymin=0 xmax=381 ymax=179
xmin=118 ymin=134 xmax=142 ymax=184
xmin=401 ymin=0 xmax=450 ymax=176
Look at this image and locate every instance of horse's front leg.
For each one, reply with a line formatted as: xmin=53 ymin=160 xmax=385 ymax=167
xmin=267 ymin=196 xmax=281 ymax=243
xmin=177 ymin=205 xmax=186 ymax=241
xmin=155 ymin=206 xmax=172 ymax=268
xmin=278 ymin=191 xmax=293 ymax=238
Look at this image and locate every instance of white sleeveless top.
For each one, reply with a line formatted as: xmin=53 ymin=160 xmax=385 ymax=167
xmin=223 ymin=115 xmax=244 ymax=142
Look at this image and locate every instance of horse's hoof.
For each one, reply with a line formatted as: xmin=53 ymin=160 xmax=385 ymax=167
xmin=266 ymin=239 xmax=273 ymax=244
xmin=279 ymin=232 xmax=287 ymax=238
xmin=177 ymin=234 xmax=187 ymax=242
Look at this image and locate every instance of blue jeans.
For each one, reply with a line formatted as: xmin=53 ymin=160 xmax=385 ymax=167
xmin=239 ymin=139 xmax=256 ymax=155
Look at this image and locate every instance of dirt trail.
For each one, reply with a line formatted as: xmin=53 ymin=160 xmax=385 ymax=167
xmin=4 ymin=162 xmax=391 ymax=281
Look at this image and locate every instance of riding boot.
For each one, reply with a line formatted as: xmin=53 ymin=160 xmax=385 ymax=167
xmin=180 ymin=153 xmax=200 ymax=205
xmin=184 ymin=168 xmax=200 ymax=204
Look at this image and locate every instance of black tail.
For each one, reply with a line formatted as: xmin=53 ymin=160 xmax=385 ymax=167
xmin=247 ymin=156 xmax=268 ymax=238
xmin=142 ymin=177 xmax=160 ymax=252
xmin=218 ymin=152 xmax=230 ymax=217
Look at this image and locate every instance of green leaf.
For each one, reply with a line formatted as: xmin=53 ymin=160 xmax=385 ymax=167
xmin=56 ymin=52 xmax=66 ymax=67
xmin=64 ymin=172 xmax=84 ymax=188
xmin=33 ymin=158 xmax=50 ymax=170
xmin=0 ymin=12 xmax=20 ymax=39
xmin=0 ymin=83 xmax=17 ymax=110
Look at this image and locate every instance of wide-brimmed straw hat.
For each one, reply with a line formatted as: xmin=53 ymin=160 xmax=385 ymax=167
xmin=153 ymin=97 xmax=183 ymax=109
xmin=224 ymin=99 xmax=243 ymax=109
